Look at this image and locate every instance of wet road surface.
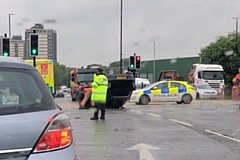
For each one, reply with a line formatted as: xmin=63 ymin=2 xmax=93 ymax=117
xmin=55 ymin=96 xmax=240 ymax=160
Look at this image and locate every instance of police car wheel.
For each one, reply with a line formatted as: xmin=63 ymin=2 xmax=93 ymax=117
xmin=140 ymin=95 xmax=150 ymax=105
xmin=182 ymin=94 xmax=192 ymax=104
xmin=176 ymin=101 xmax=182 ymax=104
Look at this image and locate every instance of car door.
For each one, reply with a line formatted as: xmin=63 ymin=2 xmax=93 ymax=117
xmin=169 ymin=82 xmax=185 ymax=101
xmin=151 ymin=81 xmax=169 ymax=102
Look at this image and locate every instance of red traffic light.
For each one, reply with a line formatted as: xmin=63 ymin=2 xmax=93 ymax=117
xmin=136 ymin=56 xmax=141 ymax=61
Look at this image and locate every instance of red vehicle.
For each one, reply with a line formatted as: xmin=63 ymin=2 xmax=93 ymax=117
xmin=70 ymin=67 xmax=99 ymax=108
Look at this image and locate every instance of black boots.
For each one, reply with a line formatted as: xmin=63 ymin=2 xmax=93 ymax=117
xmin=90 ymin=117 xmax=98 ymax=120
xmin=90 ymin=112 xmax=98 ymax=120
xmin=90 ymin=112 xmax=105 ymax=120
xmin=100 ymin=110 xmax=105 ymax=120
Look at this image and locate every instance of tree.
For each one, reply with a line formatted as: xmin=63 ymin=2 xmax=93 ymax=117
xmin=200 ymin=31 xmax=240 ymax=85
xmin=109 ymin=58 xmax=129 ymax=73
xmin=54 ymin=62 xmax=73 ymax=89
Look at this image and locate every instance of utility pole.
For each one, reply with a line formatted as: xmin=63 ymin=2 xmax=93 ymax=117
xmin=233 ymin=17 xmax=238 ymax=54
xmin=133 ymin=53 xmax=136 ymax=78
xmin=153 ymin=41 xmax=156 ymax=82
xmin=120 ymin=0 xmax=123 ymax=74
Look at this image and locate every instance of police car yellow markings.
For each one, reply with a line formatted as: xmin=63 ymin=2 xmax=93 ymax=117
xmin=143 ymin=87 xmax=187 ymax=95
xmin=170 ymin=88 xmax=178 ymax=94
xmin=151 ymin=89 xmax=161 ymax=94
xmin=137 ymin=91 xmax=144 ymax=96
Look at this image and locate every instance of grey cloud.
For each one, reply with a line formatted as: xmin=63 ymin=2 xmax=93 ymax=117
xmin=1 ymin=0 xmax=240 ymax=67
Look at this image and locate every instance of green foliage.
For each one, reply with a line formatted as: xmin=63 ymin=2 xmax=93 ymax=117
xmin=54 ymin=62 xmax=73 ymax=89
xmin=109 ymin=58 xmax=129 ymax=73
xmin=200 ymin=31 xmax=240 ymax=85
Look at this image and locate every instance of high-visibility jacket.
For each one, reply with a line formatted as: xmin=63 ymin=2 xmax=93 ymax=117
xmin=91 ymin=73 xmax=108 ymax=104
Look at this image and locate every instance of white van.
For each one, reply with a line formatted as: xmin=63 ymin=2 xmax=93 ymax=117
xmin=135 ymin=78 xmax=150 ymax=89
xmin=60 ymin=86 xmax=68 ymax=92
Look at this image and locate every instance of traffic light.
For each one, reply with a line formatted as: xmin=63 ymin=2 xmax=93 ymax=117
xmin=136 ymin=56 xmax=141 ymax=69
xmin=30 ymin=34 xmax=38 ymax=56
xmin=129 ymin=56 xmax=135 ymax=69
xmin=2 ymin=38 xmax=10 ymax=57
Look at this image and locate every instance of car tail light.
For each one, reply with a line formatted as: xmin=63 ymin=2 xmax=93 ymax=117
xmin=33 ymin=114 xmax=73 ymax=153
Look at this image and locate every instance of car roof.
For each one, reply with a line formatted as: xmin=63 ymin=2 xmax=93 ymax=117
xmin=77 ymin=68 xmax=99 ymax=73
xmin=0 ymin=56 xmax=37 ymax=70
xmin=160 ymin=80 xmax=188 ymax=83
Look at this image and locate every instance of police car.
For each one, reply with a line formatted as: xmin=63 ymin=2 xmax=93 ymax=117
xmin=130 ymin=80 xmax=196 ymax=105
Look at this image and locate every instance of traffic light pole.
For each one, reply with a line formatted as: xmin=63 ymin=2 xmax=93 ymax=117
xmin=32 ymin=30 xmax=36 ymax=67
xmin=133 ymin=69 xmax=136 ymax=78
xmin=33 ymin=56 xmax=36 ymax=67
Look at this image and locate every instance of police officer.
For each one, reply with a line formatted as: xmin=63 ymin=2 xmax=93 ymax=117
xmin=90 ymin=68 xmax=108 ymax=120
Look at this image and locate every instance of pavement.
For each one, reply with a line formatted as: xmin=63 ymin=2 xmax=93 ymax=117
xmin=55 ymin=95 xmax=240 ymax=160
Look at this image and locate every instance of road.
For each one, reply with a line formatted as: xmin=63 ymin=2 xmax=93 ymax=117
xmin=56 ymin=95 xmax=240 ymax=160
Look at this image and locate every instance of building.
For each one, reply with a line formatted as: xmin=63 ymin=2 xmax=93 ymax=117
xmin=10 ymin=35 xmax=25 ymax=58
xmin=24 ymin=23 xmax=57 ymax=61
xmin=136 ymin=56 xmax=200 ymax=82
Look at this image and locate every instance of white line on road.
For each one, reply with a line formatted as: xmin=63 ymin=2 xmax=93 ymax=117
xmin=205 ymin=130 xmax=240 ymax=143
xmin=140 ymin=109 xmax=162 ymax=112
xmin=145 ymin=113 xmax=162 ymax=118
xmin=129 ymin=109 xmax=143 ymax=114
xmin=169 ymin=119 xmax=193 ymax=127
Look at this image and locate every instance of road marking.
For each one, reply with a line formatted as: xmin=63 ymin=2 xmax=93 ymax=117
xmin=125 ymin=143 xmax=160 ymax=160
xmin=205 ymin=130 xmax=240 ymax=143
xmin=145 ymin=113 xmax=162 ymax=118
xmin=129 ymin=109 xmax=143 ymax=114
xmin=169 ymin=119 xmax=193 ymax=127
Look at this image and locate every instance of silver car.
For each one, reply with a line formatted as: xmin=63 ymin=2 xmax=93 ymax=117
xmin=192 ymin=84 xmax=218 ymax=99
xmin=0 ymin=57 xmax=76 ymax=160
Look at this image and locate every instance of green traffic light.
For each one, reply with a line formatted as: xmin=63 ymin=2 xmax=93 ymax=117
xmin=3 ymin=52 xmax=9 ymax=57
xmin=32 ymin=49 xmax=37 ymax=55
xmin=130 ymin=64 xmax=134 ymax=68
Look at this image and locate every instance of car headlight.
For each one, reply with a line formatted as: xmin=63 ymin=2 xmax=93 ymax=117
xmin=214 ymin=90 xmax=217 ymax=94
xmin=201 ymin=91 xmax=205 ymax=94
xmin=132 ymin=91 xmax=140 ymax=95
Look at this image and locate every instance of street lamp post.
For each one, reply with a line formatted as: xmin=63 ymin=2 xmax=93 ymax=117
xmin=120 ymin=0 xmax=123 ymax=74
xmin=233 ymin=17 xmax=238 ymax=54
xmin=9 ymin=13 xmax=15 ymax=38
xmin=153 ymin=41 xmax=156 ymax=82
xmin=66 ymin=68 xmax=69 ymax=87
xmin=122 ymin=53 xmax=124 ymax=71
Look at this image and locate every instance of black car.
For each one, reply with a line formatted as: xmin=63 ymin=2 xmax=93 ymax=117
xmin=106 ymin=73 xmax=135 ymax=108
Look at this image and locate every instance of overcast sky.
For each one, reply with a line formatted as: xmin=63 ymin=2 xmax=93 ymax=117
xmin=1 ymin=0 xmax=240 ymax=67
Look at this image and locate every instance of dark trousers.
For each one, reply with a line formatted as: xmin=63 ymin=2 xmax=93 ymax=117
xmin=93 ymin=103 xmax=106 ymax=118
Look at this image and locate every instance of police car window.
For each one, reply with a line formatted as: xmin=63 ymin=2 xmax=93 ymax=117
xmin=192 ymin=85 xmax=197 ymax=89
xmin=155 ymin=82 xmax=168 ymax=89
xmin=171 ymin=82 xmax=182 ymax=88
